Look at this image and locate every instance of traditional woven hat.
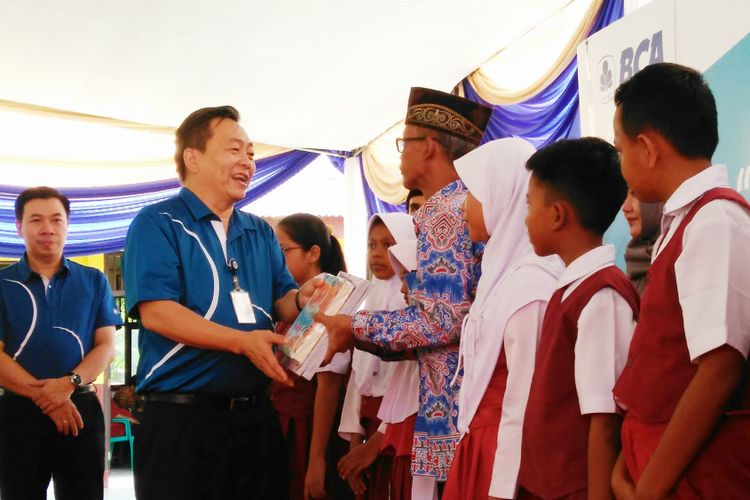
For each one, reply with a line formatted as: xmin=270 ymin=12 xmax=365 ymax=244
xmin=405 ymin=87 xmax=492 ymax=145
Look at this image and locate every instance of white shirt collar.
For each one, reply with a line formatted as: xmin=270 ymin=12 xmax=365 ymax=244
xmin=557 ymin=244 xmax=615 ymax=290
xmin=663 ymin=164 xmax=729 ymax=216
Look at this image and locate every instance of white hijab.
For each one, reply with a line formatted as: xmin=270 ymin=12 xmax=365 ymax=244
xmin=453 ymin=137 xmax=562 ymax=433
xmin=353 ymin=212 xmax=415 ymax=390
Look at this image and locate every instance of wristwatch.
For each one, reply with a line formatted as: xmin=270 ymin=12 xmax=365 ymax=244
xmin=66 ymin=372 xmax=82 ymax=388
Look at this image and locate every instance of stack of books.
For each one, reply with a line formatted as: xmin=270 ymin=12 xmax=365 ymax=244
xmin=281 ymin=272 xmax=370 ymax=379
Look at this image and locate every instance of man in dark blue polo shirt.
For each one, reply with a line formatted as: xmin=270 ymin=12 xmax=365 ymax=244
xmin=124 ymin=106 xmax=307 ymax=500
xmin=0 ymin=187 xmax=122 ymax=500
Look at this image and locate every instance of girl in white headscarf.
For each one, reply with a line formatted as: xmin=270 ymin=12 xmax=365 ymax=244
xmin=442 ymin=138 xmax=562 ymax=500
xmin=337 ymin=212 xmax=414 ymax=499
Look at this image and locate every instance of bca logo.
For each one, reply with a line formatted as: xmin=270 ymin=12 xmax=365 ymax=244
xmin=597 ymin=30 xmax=664 ymax=103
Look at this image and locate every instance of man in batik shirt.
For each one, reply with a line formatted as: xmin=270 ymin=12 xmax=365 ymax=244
xmin=319 ymin=87 xmax=492 ymax=491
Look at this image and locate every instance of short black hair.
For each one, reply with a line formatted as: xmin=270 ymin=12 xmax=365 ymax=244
xmin=526 ymin=137 xmax=626 ymax=235
xmin=405 ymin=189 xmax=423 ymax=213
xmin=615 ymin=63 xmax=718 ymax=159
xmin=15 ymin=186 xmax=71 ymax=221
xmin=175 ymin=106 xmax=241 ymax=181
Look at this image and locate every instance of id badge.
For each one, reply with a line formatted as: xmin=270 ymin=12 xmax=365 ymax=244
xmin=231 ymin=290 xmax=257 ymax=324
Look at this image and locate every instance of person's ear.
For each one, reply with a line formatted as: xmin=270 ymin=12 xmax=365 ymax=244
xmin=550 ymin=200 xmax=569 ymax=231
xmin=636 ymin=132 xmax=659 ymax=171
xmin=308 ymin=245 xmax=321 ymax=265
xmin=184 ymin=148 xmax=200 ymax=176
xmin=15 ymin=220 xmax=22 ymax=238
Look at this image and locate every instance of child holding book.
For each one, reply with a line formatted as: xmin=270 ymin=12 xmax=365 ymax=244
xmin=611 ymin=63 xmax=750 ymax=498
xmin=518 ymin=138 xmax=639 ymax=499
xmin=272 ymin=213 xmax=352 ymax=500
xmin=441 ymin=137 xmax=562 ymax=500
xmin=338 ymin=212 xmax=414 ymax=499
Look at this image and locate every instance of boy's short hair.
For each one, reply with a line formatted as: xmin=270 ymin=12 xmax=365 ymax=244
xmin=615 ymin=63 xmax=718 ymax=159
xmin=526 ymin=137 xmax=626 ymax=235
xmin=15 ymin=186 xmax=71 ymax=221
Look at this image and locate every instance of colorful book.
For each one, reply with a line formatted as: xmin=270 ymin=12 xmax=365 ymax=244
xmin=281 ymin=272 xmax=370 ymax=379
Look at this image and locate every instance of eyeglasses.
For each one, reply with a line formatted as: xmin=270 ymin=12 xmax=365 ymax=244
xmin=395 ymin=136 xmax=428 ymax=153
xmin=282 ymin=246 xmax=303 ymax=253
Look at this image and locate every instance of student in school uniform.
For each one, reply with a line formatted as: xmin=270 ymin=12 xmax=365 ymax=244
xmin=376 ymin=231 xmax=420 ymax=500
xmin=272 ymin=213 xmax=352 ymax=500
xmin=441 ymin=138 xmax=562 ymax=500
xmin=611 ymin=62 xmax=750 ymax=499
xmin=621 ymin=190 xmax=663 ymax=296
xmin=338 ymin=212 xmax=414 ymax=499
xmin=518 ymin=137 xmax=639 ymax=499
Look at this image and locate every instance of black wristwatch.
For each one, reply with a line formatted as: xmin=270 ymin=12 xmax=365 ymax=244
xmin=67 ymin=372 xmax=82 ymax=388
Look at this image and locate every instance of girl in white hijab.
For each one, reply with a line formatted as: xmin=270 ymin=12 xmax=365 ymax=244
xmin=442 ymin=138 xmax=562 ymax=500
xmin=338 ymin=212 xmax=414 ymax=498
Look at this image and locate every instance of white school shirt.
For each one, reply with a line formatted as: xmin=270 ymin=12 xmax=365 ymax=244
xmin=487 ymin=300 xmax=546 ymax=498
xmin=558 ymin=245 xmax=636 ymax=415
xmin=339 ymin=277 xmax=402 ymax=439
xmin=652 ymin=164 xmax=750 ymax=361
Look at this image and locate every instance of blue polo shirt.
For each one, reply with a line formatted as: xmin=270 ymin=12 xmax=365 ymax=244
xmin=124 ymin=188 xmax=297 ymax=395
xmin=0 ymin=256 xmax=122 ymax=380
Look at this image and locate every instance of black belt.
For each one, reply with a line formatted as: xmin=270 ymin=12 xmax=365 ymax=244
xmin=142 ymin=391 xmax=267 ymax=411
xmin=0 ymin=383 xmax=95 ymax=398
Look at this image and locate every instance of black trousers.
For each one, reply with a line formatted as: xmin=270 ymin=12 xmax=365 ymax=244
xmin=134 ymin=394 xmax=289 ymax=500
xmin=0 ymin=391 xmax=104 ymax=500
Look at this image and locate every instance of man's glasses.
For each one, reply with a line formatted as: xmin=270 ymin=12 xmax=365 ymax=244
xmin=395 ymin=136 xmax=428 ymax=153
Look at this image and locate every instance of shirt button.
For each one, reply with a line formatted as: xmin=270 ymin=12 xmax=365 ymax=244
xmin=626 ymin=358 xmax=633 ymax=368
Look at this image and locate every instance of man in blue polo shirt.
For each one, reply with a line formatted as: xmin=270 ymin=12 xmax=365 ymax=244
xmin=124 ymin=106 xmax=307 ymax=500
xmin=0 ymin=186 xmax=122 ymax=500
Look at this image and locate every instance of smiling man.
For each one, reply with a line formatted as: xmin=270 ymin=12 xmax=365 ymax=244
xmin=0 ymin=187 xmax=121 ymax=500
xmin=123 ymin=106 xmax=305 ymax=500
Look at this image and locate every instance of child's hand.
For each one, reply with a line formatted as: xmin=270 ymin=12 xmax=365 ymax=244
xmin=612 ymin=452 xmax=636 ymax=500
xmin=314 ymin=313 xmax=355 ymax=364
xmin=304 ymin=457 xmax=326 ymax=500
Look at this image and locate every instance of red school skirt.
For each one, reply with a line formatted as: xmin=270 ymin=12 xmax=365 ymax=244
xmin=381 ymin=413 xmax=417 ymax=500
xmin=443 ymin=349 xmax=509 ymax=500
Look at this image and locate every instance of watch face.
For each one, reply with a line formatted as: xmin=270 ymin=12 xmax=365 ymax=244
xmin=69 ymin=373 xmax=82 ymax=387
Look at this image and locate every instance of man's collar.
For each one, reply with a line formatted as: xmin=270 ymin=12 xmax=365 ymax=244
xmin=179 ymin=188 xmax=258 ymax=232
xmin=178 ymin=188 xmax=218 ymax=221
xmin=18 ymin=253 xmax=70 ymax=281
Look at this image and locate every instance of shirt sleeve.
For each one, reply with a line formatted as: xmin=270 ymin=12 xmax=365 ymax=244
xmin=574 ymin=288 xmax=636 ymax=414
xmin=123 ymin=211 xmax=182 ymax=318
xmin=676 ymin=200 xmax=750 ymax=361
xmin=351 ymin=199 xmax=478 ymax=351
xmin=338 ymin=374 xmax=365 ymax=440
xmin=94 ymin=271 xmax=124 ymax=328
xmin=489 ymin=300 xmax=546 ymax=498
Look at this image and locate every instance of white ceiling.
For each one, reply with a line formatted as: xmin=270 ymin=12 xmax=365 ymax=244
xmin=0 ymin=0 xmax=574 ymax=151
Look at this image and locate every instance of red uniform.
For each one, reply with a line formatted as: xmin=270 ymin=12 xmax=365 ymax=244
xmin=519 ymin=267 xmax=638 ymax=499
xmin=614 ymin=188 xmax=750 ymax=498
xmin=443 ymin=348 xmax=508 ymax=500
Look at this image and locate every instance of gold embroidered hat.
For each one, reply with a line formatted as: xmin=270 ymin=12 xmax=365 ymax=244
xmin=405 ymin=87 xmax=492 ymax=145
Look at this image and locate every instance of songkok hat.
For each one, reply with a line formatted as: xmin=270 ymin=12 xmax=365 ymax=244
xmin=405 ymin=87 xmax=492 ymax=146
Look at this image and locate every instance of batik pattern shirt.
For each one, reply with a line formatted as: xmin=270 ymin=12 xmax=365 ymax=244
xmin=352 ymin=180 xmax=482 ymax=480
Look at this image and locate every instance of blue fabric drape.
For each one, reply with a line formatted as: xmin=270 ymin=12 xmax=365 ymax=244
xmin=0 ymin=149 xmax=318 ymax=257
xmin=360 ymin=0 xmax=623 ymax=215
